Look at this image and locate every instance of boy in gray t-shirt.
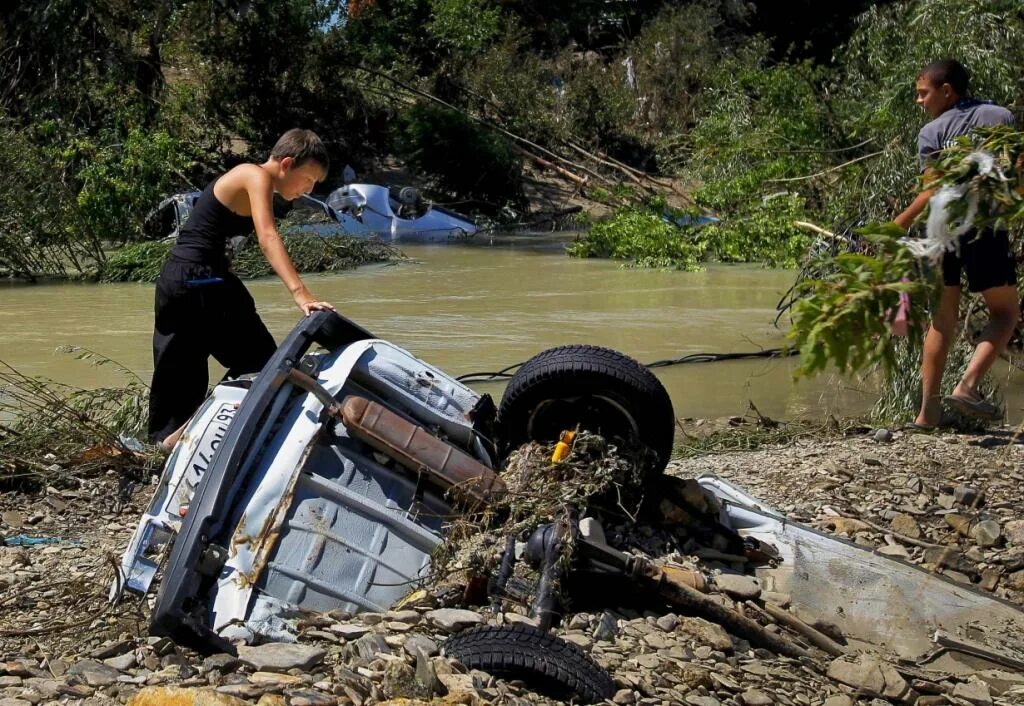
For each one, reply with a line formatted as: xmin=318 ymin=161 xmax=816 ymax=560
xmin=893 ymin=59 xmax=1018 ymax=430
xmin=916 ymin=99 xmax=1013 ymax=171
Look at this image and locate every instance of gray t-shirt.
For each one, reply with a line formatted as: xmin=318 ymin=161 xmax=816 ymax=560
xmin=917 ymin=98 xmax=1014 ymax=171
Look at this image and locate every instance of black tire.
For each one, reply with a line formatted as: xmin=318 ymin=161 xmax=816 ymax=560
xmin=497 ymin=344 xmax=674 ymax=475
xmin=443 ymin=623 xmax=615 ymax=704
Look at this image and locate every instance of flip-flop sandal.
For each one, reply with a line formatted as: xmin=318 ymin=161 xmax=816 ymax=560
xmin=943 ymin=394 xmax=1002 ymax=421
xmin=903 ymin=422 xmax=937 ymax=432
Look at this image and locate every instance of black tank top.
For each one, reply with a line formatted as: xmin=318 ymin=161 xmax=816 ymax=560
xmin=172 ymin=177 xmax=254 ymax=268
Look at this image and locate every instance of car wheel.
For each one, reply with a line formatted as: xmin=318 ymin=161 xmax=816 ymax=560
xmin=496 ymin=344 xmax=674 ymax=476
xmin=443 ymin=623 xmax=615 ymax=704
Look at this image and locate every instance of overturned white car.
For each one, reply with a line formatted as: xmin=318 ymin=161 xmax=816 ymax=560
xmin=113 ymin=312 xmax=675 ymax=652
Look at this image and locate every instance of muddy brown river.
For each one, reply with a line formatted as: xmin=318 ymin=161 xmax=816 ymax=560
xmin=2 ymin=235 xmax=1021 ymax=423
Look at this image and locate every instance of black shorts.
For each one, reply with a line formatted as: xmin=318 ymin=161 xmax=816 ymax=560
xmin=942 ymin=228 xmax=1018 ymax=293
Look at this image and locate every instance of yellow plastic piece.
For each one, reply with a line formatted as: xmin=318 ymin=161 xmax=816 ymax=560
xmin=551 ymin=430 xmax=576 ymax=462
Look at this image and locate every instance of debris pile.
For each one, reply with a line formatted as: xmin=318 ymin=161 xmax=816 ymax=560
xmin=670 ymin=426 xmax=1024 ymax=606
xmin=2 ymin=426 xmax=1024 ymax=704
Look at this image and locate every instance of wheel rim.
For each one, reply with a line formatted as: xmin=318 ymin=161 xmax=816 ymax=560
xmin=524 ymin=394 xmax=641 ymax=446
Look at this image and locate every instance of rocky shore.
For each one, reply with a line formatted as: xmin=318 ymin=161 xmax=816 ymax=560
xmin=1 ymin=424 xmax=1023 ymax=706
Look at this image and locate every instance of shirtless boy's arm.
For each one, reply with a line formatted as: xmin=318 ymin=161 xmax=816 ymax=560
xmin=240 ymin=166 xmax=335 ymax=316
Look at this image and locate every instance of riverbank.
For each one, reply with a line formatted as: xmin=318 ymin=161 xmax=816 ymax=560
xmin=1 ymin=421 xmax=1023 ymax=705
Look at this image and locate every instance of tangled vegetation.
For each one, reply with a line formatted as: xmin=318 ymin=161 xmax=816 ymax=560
xmin=0 ymin=354 xmax=158 ymax=492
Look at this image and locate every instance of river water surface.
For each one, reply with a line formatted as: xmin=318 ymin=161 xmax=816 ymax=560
xmin=2 ymin=235 xmax=1021 ymax=423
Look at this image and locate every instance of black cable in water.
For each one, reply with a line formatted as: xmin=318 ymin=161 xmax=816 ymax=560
xmin=456 ymin=347 xmax=797 ymax=383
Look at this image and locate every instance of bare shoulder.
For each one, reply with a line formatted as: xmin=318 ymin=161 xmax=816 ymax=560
xmin=214 ymin=164 xmax=271 ymax=215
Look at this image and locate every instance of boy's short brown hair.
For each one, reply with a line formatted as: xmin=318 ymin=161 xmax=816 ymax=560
xmin=270 ymin=129 xmax=330 ymax=171
xmin=919 ymin=59 xmax=970 ymax=98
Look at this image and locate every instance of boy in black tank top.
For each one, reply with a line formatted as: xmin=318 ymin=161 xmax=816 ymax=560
xmin=148 ymin=129 xmax=336 ymax=448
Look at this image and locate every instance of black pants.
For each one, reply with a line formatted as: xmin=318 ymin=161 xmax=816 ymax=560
xmin=147 ymin=257 xmax=276 ymax=443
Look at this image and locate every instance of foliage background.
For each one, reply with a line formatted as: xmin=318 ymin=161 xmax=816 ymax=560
xmin=2 ymin=0 xmax=1023 ymax=281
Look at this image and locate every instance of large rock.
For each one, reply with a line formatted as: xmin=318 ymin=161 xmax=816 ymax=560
xmin=826 ymin=655 xmax=910 ymax=701
xmin=236 ymin=643 xmax=325 ymax=673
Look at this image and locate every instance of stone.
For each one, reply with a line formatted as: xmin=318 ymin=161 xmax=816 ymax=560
xmin=739 ymin=689 xmax=774 ymax=706
xmin=762 ymin=591 xmax=790 ymax=608
xmin=67 ymin=659 xmax=122 ymax=687
xmin=381 ymin=660 xmax=423 ymax=700
xmin=349 ymin=632 xmax=392 ymax=662
xmin=980 ymin=567 xmax=1003 ymax=592
xmin=826 ymin=655 xmax=909 ymax=700
xmin=821 ymin=697 xmax=854 ymax=706
xmin=1007 ymin=570 xmax=1024 ymax=591
xmin=594 ymin=611 xmax=619 ymax=641
xmin=824 ymin=517 xmax=872 ymax=536
xmin=126 ymin=687 xmax=253 ymax=706
xmin=425 ymin=608 xmax=483 ymax=632
xmin=330 ymin=623 xmax=371 ymax=639
xmin=685 ymin=696 xmax=722 ymax=706
xmin=642 ymin=633 xmax=670 ymax=650
xmin=385 ymin=609 xmax=421 ymax=624
xmin=236 ymin=644 xmax=325 ymax=673
xmin=249 ymin=672 xmax=303 ymax=685
xmin=413 ymin=651 xmax=442 ymax=697
xmin=677 ymin=665 xmax=712 ymax=689
xmin=103 ymin=652 xmax=138 ymax=672
xmin=1 ymin=511 xmax=24 ymax=529
xmin=890 ymin=513 xmax=922 ymax=538
xmin=970 ymin=519 xmax=1002 ymax=548
xmin=147 ymin=637 xmax=176 ymax=657
xmin=877 ymin=544 xmax=911 ymax=560
xmin=952 ymin=680 xmax=992 ymax=705
xmin=612 ymin=688 xmax=636 ymax=704
xmin=709 ymin=672 xmax=741 ymax=691
xmin=922 ymin=546 xmax=976 ymax=575
xmin=954 ymin=485 xmax=984 ymax=508
xmin=713 ymin=574 xmax=761 ymax=600
xmin=873 ymin=428 xmax=893 ymax=443
xmin=89 ymin=639 xmax=135 ymax=660
xmin=201 ymin=654 xmax=241 ymax=674
xmin=502 ymin=612 xmax=538 ymax=626
xmin=655 ymin=614 xmax=679 ymax=632
xmin=945 ymin=513 xmax=973 ymax=536
xmin=1005 ymin=520 xmax=1024 ymax=547
xmin=937 ymin=494 xmax=956 ymax=510
xmin=402 ymin=634 xmax=439 ymax=659
xmin=676 ymin=617 xmax=733 ymax=652
xmin=282 ymin=691 xmax=336 ymax=706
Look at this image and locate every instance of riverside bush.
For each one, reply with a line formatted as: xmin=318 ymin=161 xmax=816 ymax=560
xmin=568 ymin=207 xmax=706 ymax=270
xmin=100 ymin=234 xmax=397 ymax=283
